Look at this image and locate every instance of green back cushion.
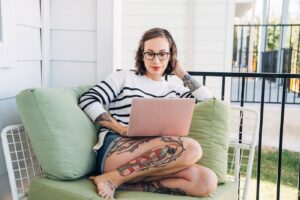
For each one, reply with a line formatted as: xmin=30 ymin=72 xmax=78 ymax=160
xmin=189 ymin=98 xmax=230 ymax=184
xmin=16 ymin=87 xmax=97 ymax=180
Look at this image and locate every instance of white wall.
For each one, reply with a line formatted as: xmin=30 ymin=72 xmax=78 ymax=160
xmin=121 ymin=0 xmax=235 ymax=100
xmin=49 ymin=0 xmax=116 ymax=87
xmin=50 ymin=0 xmax=98 ymax=87
xmin=0 ymin=0 xmax=42 ymax=199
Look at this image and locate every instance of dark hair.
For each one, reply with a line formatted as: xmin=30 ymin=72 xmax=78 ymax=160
xmin=135 ymin=28 xmax=177 ymax=76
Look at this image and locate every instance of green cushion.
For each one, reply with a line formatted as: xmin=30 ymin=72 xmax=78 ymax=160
xmin=28 ymin=177 xmax=238 ymax=200
xmin=16 ymin=87 xmax=97 ymax=180
xmin=189 ymin=98 xmax=230 ymax=184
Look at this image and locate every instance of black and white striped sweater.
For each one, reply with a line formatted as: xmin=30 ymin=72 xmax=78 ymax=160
xmin=79 ymin=70 xmax=212 ymax=150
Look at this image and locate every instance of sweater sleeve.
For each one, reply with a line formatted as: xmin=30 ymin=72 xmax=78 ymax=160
xmin=177 ymin=83 xmax=213 ymax=101
xmin=78 ymin=70 xmax=126 ymax=122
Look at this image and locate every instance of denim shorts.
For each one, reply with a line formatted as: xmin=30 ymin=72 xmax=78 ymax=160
xmin=96 ymin=132 xmax=120 ymax=174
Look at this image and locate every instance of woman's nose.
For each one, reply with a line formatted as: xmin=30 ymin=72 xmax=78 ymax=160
xmin=152 ymin=55 xmax=160 ymax=63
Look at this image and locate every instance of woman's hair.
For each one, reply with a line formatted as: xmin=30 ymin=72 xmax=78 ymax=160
xmin=135 ymin=28 xmax=177 ymax=76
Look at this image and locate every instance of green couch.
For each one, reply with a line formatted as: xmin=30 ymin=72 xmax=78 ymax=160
xmin=16 ymin=87 xmax=237 ymax=200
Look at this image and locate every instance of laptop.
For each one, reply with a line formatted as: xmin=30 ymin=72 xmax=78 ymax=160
xmin=127 ymin=98 xmax=195 ymax=137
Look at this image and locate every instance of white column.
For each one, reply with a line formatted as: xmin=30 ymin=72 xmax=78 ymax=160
xmin=113 ymin=0 xmax=122 ymax=72
xmin=257 ymin=0 xmax=269 ymax=72
xmin=247 ymin=0 xmax=257 ymax=72
xmin=276 ymin=0 xmax=289 ymax=74
xmin=224 ymin=0 xmax=235 ymax=101
xmin=41 ymin=0 xmax=51 ymax=87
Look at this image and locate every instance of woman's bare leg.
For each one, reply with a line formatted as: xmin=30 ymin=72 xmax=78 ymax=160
xmin=90 ymin=136 xmax=202 ymax=199
xmin=120 ymin=165 xmax=218 ymax=197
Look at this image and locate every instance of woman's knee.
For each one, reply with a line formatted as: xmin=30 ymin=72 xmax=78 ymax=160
xmin=198 ymin=167 xmax=218 ymax=196
xmin=179 ymin=165 xmax=217 ymax=197
xmin=181 ymin=137 xmax=202 ymax=165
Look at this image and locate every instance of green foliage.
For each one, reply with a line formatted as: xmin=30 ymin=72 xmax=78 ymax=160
xmin=266 ymin=20 xmax=281 ymax=51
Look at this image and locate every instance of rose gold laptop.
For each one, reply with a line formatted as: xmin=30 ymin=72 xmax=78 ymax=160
xmin=127 ymin=98 xmax=195 ymax=137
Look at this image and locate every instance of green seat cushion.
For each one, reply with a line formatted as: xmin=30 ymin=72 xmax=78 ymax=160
xmin=28 ymin=177 xmax=238 ymax=200
xmin=16 ymin=87 xmax=97 ymax=180
xmin=189 ymin=98 xmax=230 ymax=184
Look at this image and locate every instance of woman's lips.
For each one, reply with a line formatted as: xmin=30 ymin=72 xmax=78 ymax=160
xmin=151 ymin=67 xmax=160 ymax=71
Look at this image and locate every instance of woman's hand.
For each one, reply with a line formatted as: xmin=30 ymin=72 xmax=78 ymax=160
xmin=96 ymin=112 xmax=128 ymax=136
xmin=118 ymin=125 xmax=128 ymax=137
xmin=173 ymin=59 xmax=188 ymax=80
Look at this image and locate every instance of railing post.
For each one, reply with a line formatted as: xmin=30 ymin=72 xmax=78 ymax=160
xmin=221 ymin=76 xmax=225 ymax=100
xmin=240 ymin=77 xmax=245 ymax=107
xmin=256 ymin=77 xmax=266 ymax=200
xmin=277 ymin=78 xmax=287 ymax=200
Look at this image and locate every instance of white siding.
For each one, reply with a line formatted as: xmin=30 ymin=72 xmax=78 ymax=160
xmin=51 ymin=0 xmax=96 ymax=30
xmin=51 ymin=61 xmax=96 ymax=87
xmin=15 ymin=0 xmax=41 ymax=27
xmin=16 ymin=26 xmax=41 ymax=61
xmin=50 ymin=0 xmax=97 ymax=87
xmin=0 ymin=0 xmax=42 ymax=99
xmin=51 ymin=31 xmax=96 ymax=62
xmin=121 ymin=0 xmax=235 ymax=100
xmin=121 ymin=1 xmax=188 ymax=69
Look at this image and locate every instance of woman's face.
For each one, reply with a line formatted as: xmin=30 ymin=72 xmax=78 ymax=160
xmin=143 ymin=37 xmax=170 ymax=81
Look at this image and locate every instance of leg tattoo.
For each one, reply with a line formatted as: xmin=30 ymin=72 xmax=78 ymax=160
xmin=107 ymin=137 xmax=155 ymax=157
xmin=117 ymin=137 xmax=185 ymax=176
xmin=141 ymin=181 xmax=187 ymax=196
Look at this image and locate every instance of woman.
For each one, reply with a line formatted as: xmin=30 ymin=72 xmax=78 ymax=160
xmin=79 ymin=28 xmax=217 ymax=199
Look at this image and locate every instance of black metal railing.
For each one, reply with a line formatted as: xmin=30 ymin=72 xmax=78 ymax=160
xmin=189 ymin=71 xmax=300 ymax=200
xmin=233 ymin=24 xmax=300 ymax=104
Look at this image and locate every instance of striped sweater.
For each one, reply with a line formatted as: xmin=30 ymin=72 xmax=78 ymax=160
xmin=79 ymin=70 xmax=212 ymax=150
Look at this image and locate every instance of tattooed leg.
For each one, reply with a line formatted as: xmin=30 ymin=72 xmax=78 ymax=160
xmin=120 ymin=180 xmax=187 ymax=196
xmin=120 ymin=165 xmax=218 ymax=197
xmin=90 ymin=137 xmax=202 ymax=199
xmin=117 ymin=143 xmax=184 ymax=176
xmin=90 ymin=144 xmax=185 ymax=199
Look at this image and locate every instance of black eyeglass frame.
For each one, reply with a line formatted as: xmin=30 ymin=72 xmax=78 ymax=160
xmin=143 ymin=52 xmax=170 ymax=61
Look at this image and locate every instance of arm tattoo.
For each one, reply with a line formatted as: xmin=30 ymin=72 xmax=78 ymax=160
xmin=116 ymin=137 xmax=185 ymax=176
xmin=95 ymin=112 xmax=112 ymax=123
xmin=141 ymin=181 xmax=187 ymax=196
xmin=182 ymin=74 xmax=201 ymax=92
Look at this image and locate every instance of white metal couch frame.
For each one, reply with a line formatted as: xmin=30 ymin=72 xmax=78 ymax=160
xmin=1 ymin=106 xmax=259 ymax=200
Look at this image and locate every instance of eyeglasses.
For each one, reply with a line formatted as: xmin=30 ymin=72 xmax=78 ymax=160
xmin=143 ymin=52 xmax=170 ymax=61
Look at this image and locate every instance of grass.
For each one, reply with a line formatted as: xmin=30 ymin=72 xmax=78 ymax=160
xmin=228 ymin=147 xmax=299 ymax=188
xmin=251 ymin=148 xmax=299 ymax=188
xmin=228 ymin=147 xmax=299 ymax=199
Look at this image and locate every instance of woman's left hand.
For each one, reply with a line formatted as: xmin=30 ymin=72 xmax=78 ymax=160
xmin=173 ymin=59 xmax=188 ymax=80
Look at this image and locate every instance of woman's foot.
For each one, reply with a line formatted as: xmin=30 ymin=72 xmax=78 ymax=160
xmin=89 ymin=174 xmax=118 ymax=199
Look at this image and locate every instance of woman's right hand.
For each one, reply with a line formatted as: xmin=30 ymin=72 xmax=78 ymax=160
xmin=96 ymin=112 xmax=128 ymax=136
xmin=118 ymin=125 xmax=128 ymax=137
